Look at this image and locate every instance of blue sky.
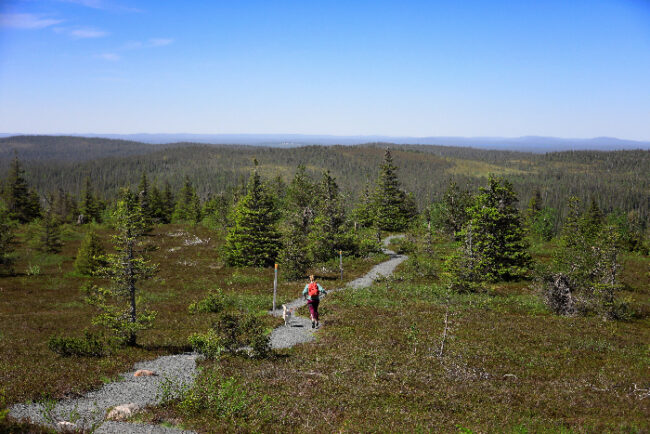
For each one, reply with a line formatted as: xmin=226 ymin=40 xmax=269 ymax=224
xmin=1 ymin=0 xmax=649 ymax=139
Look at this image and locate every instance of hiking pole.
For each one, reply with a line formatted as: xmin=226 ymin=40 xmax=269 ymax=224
xmin=339 ymin=250 xmax=343 ymax=281
xmin=273 ymin=263 xmax=278 ymax=312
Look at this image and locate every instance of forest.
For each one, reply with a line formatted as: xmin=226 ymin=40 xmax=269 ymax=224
xmin=0 ymin=136 xmax=648 ymax=432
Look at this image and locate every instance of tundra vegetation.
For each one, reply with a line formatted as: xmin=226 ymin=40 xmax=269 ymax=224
xmin=0 ymin=138 xmax=648 ymax=432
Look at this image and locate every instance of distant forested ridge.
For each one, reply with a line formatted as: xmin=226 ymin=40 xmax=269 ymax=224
xmin=0 ymin=135 xmax=648 ymax=223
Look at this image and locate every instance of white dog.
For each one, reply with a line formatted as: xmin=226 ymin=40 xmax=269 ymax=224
xmin=282 ymin=304 xmax=293 ymax=326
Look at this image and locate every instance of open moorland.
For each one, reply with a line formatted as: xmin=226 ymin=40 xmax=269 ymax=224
xmin=0 ymin=137 xmax=648 ymax=433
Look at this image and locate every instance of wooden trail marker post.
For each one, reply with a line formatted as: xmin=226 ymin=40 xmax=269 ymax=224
xmin=339 ymin=250 xmax=343 ymax=280
xmin=273 ymin=263 xmax=278 ymax=312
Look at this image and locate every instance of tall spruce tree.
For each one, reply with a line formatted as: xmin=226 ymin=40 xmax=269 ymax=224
xmin=279 ymin=165 xmax=316 ymax=279
xmin=0 ymin=202 xmax=15 ymax=274
xmin=137 ymin=172 xmax=153 ymax=227
xmin=80 ymin=177 xmax=102 ymax=223
xmin=462 ymin=176 xmax=531 ymax=281
xmin=225 ymin=167 xmax=281 ymax=267
xmin=371 ymin=149 xmax=417 ymax=231
xmin=352 ymin=182 xmax=376 ymax=228
xmin=172 ymin=176 xmax=202 ymax=224
xmin=162 ymin=181 xmax=175 ymax=224
xmin=309 ymin=170 xmax=355 ymax=262
xmin=38 ymin=204 xmax=62 ymax=253
xmin=85 ymin=189 xmax=157 ymax=346
xmin=2 ymin=156 xmax=41 ymax=223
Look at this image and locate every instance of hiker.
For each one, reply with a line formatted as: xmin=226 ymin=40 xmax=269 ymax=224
xmin=303 ymin=274 xmax=326 ymax=328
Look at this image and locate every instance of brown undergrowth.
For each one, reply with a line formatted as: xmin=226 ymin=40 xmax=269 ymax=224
xmin=140 ymin=235 xmax=649 ymax=432
xmin=0 ymin=223 xmax=385 ymax=413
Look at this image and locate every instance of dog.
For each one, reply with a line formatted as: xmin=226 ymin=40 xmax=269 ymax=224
xmin=282 ymin=304 xmax=293 ymax=327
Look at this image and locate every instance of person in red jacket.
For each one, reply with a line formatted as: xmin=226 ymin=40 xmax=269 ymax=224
xmin=302 ymin=274 xmax=326 ymax=328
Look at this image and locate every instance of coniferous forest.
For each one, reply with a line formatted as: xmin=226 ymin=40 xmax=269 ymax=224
xmin=1 ymin=135 xmax=648 ymax=432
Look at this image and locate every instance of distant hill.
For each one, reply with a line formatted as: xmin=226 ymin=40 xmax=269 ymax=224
xmin=1 ymin=133 xmax=649 ymax=152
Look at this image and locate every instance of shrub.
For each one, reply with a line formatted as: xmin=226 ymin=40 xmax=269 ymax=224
xmin=73 ymin=230 xmax=106 ymax=276
xmin=190 ymin=312 xmax=271 ymax=359
xmin=48 ymin=331 xmax=106 ymax=357
xmin=188 ymin=288 xmax=226 ymax=314
xmin=188 ymin=329 xmax=224 ymax=359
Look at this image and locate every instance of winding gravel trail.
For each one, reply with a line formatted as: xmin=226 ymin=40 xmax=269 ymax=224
xmin=9 ymin=235 xmax=406 ymax=433
xmin=269 ymin=234 xmax=406 ymax=349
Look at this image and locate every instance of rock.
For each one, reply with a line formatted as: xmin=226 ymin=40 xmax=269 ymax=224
xmin=503 ymin=373 xmax=518 ymax=381
xmin=106 ymin=403 xmax=139 ymax=421
xmin=57 ymin=421 xmax=76 ymax=431
xmin=134 ymin=369 xmax=157 ymax=377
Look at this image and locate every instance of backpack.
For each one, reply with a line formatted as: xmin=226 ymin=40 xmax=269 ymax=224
xmin=308 ymin=282 xmax=319 ymax=297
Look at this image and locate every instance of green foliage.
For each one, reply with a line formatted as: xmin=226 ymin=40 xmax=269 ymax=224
xmin=84 ymin=189 xmax=157 ymax=346
xmin=309 ymin=170 xmax=357 ymax=262
xmin=225 ymin=168 xmax=281 ymax=267
xmin=190 ymin=311 xmax=271 ymax=359
xmin=137 ymin=172 xmax=153 ymax=228
xmin=188 ymin=288 xmax=226 ymax=314
xmin=0 ymin=202 xmax=16 ymax=274
xmin=440 ymin=180 xmax=473 ymax=238
xmin=461 ymin=176 xmax=531 ymax=282
xmin=606 ymin=209 xmax=648 ymax=254
xmin=37 ymin=207 xmax=62 ymax=253
xmin=1 ymin=156 xmax=41 ymax=223
xmin=161 ymin=368 xmax=265 ymax=422
xmin=351 ymin=183 xmax=375 ymax=228
xmin=188 ymin=329 xmax=224 ymax=359
xmin=73 ymin=230 xmax=106 ymax=276
xmin=371 ymin=149 xmax=417 ymax=231
xmin=279 ymin=165 xmax=315 ymax=279
xmin=528 ymin=207 xmax=557 ymax=241
xmin=172 ymin=176 xmax=202 ymax=224
xmin=47 ymin=331 xmax=106 ymax=357
xmin=544 ymin=197 xmax=631 ymax=320
xmin=79 ymin=176 xmax=103 ymax=223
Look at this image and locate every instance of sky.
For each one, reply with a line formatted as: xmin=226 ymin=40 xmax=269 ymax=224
xmin=0 ymin=0 xmax=649 ymax=139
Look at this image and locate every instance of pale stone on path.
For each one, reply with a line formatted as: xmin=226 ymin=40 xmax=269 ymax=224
xmin=106 ymin=403 xmax=140 ymax=421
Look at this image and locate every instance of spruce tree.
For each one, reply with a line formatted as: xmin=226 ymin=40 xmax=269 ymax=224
xmin=85 ymin=189 xmax=157 ymax=346
xmin=137 ymin=172 xmax=153 ymax=226
xmin=74 ymin=230 xmax=107 ymax=276
xmin=162 ymin=181 xmax=175 ymax=224
xmin=442 ymin=180 xmax=473 ymax=238
xmin=462 ymin=176 xmax=531 ymax=281
xmin=148 ymin=182 xmax=165 ymax=224
xmin=371 ymin=149 xmax=416 ymax=231
xmin=38 ymin=205 xmax=62 ymax=253
xmin=2 ymin=156 xmax=41 ymax=223
xmin=279 ymin=165 xmax=316 ymax=279
xmin=80 ymin=177 xmax=102 ymax=223
xmin=0 ymin=202 xmax=15 ymax=274
xmin=225 ymin=167 xmax=281 ymax=267
xmin=352 ymin=182 xmax=376 ymax=228
xmin=172 ymin=176 xmax=202 ymax=224
xmin=309 ymin=170 xmax=355 ymax=262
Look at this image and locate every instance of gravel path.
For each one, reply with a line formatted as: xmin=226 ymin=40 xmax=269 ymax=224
xmin=10 ymin=354 xmax=198 ymax=433
xmin=269 ymin=234 xmax=406 ymax=350
xmin=9 ymin=235 xmax=406 ymax=433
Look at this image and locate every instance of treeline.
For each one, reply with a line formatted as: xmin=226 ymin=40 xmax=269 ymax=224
xmin=1 ymin=137 xmax=648 ymax=226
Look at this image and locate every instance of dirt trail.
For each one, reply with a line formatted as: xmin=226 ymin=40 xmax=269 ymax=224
xmin=9 ymin=235 xmax=407 ymax=433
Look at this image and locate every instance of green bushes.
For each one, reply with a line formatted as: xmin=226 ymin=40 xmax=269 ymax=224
xmin=48 ymin=331 xmax=106 ymax=357
xmin=189 ymin=312 xmax=271 ymax=359
xmin=188 ymin=289 xmax=226 ymax=314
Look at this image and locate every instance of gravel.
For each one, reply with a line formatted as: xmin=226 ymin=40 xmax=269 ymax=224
xmin=9 ymin=354 xmax=199 ymax=433
xmin=10 ymin=235 xmax=407 ymax=433
xmin=269 ymin=234 xmax=407 ymax=350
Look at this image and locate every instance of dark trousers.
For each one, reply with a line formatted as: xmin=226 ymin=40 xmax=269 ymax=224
xmin=307 ymin=299 xmax=319 ymax=321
